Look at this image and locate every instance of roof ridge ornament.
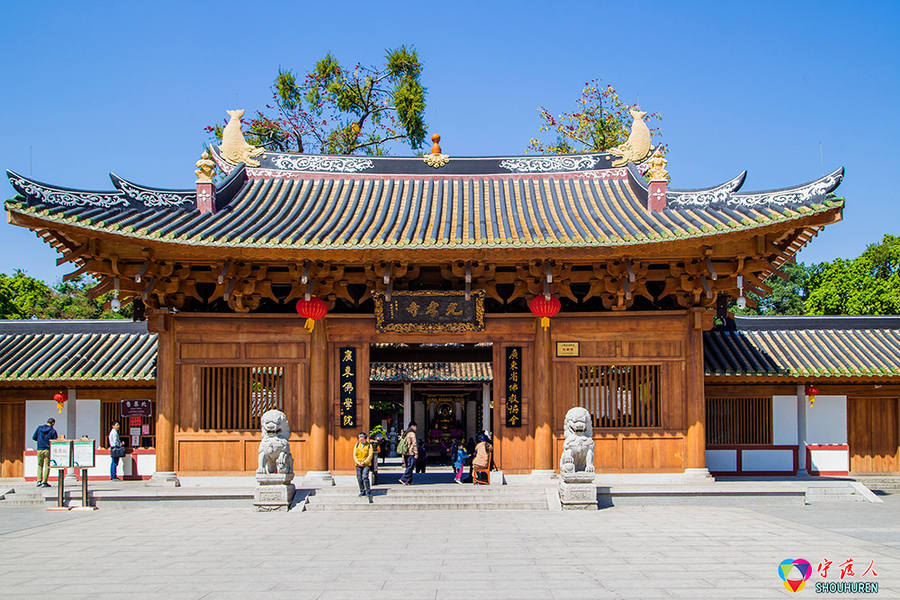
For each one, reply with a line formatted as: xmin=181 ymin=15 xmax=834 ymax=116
xmin=646 ymin=148 xmax=668 ymax=182
xmin=219 ymin=109 xmax=265 ymax=167
xmin=608 ymin=108 xmax=652 ymax=167
xmin=423 ymin=133 xmax=449 ymax=168
xmin=195 ymin=150 xmax=216 ymax=183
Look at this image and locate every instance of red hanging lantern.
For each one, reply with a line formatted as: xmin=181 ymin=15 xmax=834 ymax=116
xmin=529 ymin=295 xmax=561 ymax=330
xmin=296 ymin=297 xmax=328 ymax=332
xmin=53 ymin=391 xmax=68 ymax=414
xmin=805 ymin=384 xmax=819 ymax=407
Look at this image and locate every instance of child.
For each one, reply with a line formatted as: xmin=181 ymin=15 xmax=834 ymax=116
xmin=453 ymin=439 xmax=469 ymax=484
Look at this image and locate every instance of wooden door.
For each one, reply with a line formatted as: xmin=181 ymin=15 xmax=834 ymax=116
xmin=848 ymin=397 xmax=899 ymax=473
xmin=0 ymin=403 xmax=25 ymax=478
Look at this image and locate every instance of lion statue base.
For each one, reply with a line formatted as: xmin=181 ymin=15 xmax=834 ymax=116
xmin=559 ymin=406 xmax=595 ymax=484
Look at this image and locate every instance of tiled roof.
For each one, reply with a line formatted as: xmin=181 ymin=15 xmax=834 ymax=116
xmin=370 ymin=362 xmax=492 ymax=383
xmin=4 ymin=152 xmax=844 ymax=252
xmin=704 ymin=317 xmax=900 ymax=378
xmin=0 ymin=320 xmax=156 ymax=383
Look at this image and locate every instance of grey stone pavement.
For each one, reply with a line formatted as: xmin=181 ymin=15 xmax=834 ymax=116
xmin=2 ymin=496 xmax=900 ymax=600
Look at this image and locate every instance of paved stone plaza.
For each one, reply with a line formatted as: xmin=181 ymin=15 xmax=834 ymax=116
xmin=2 ymin=497 xmax=900 ymax=600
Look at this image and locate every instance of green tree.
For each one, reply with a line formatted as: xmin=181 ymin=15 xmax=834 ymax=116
xmin=208 ymin=46 xmax=427 ymax=156
xmin=0 ymin=270 xmax=51 ymax=319
xmin=731 ymin=262 xmax=812 ymax=316
xmin=806 ymin=234 xmax=900 ymax=315
xmin=528 ymin=79 xmax=664 ymax=155
xmin=39 ymin=276 xmax=131 ymax=320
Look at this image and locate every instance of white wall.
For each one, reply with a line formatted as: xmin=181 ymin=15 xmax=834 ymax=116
xmin=706 ymin=449 xmax=736 ymax=472
xmin=809 ymin=448 xmax=849 ymax=474
xmin=25 ymin=401 xmax=67 ymax=450
xmin=743 ymin=449 xmax=794 ymax=471
xmin=75 ymin=400 xmax=101 ymax=442
xmin=807 ymin=396 xmax=847 ymax=444
xmin=772 ymin=395 xmax=798 ymax=444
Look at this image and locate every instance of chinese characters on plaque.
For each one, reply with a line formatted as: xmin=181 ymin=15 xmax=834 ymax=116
xmin=340 ymin=347 xmax=356 ymax=428
xmin=373 ymin=290 xmax=485 ymax=333
xmin=505 ymin=346 xmax=522 ymax=427
xmin=121 ymin=399 xmax=152 ymax=418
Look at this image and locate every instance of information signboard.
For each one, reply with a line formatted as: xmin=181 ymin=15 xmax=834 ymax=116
xmin=72 ymin=440 xmax=96 ymax=468
xmin=339 ymin=347 xmax=357 ymax=428
xmin=121 ymin=399 xmax=152 ymax=418
xmin=49 ymin=440 xmax=73 ymax=468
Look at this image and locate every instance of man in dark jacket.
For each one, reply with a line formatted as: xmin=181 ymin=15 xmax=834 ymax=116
xmin=32 ymin=418 xmax=58 ymax=488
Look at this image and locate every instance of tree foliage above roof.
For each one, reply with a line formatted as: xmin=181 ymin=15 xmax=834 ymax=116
xmin=528 ymin=79 xmax=664 ymax=155
xmin=0 ymin=271 xmax=130 ymax=320
xmin=207 ymin=46 xmax=427 ymax=156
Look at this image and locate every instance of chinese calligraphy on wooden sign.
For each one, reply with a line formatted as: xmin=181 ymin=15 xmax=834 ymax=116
xmin=373 ymin=290 xmax=485 ymax=333
xmin=505 ymin=346 xmax=522 ymax=427
xmin=340 ymin=347 xmax=356 ymax=428
xmin=121 ymin=399 xmax=152 ymax=417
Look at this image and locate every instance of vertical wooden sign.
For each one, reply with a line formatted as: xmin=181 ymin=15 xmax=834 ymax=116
xmin=339 ymin=347 xmax=357 ymax=428
xmin=505 ymin=346 xmax=522 ymax=427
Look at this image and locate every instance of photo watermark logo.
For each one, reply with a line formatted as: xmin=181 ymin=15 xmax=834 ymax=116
xmin=779 ymin=559 xmax=813 ymax=592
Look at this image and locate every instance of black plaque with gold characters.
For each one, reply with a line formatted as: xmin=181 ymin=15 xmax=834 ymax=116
xmin=339 ymin=347 xmax=356 ymax=428
xmin=505 ymin=346 xmax=522 ymax=427
xmin=373 ymin=290 xmax=485 ymax=333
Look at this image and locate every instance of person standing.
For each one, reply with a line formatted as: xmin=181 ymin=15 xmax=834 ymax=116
xmin=108 ymin=421 xmax=123 ymax=481
xmin=353 ymin=432 xmax=374 ymax=498
xmin=453 ymin=439 xmax=469 ymax=484
xmin=31 ymin=418 xmax=58 ymax=488
xmin=398 ymin=422 xmax=418 ymax=486
xmin=472 ymin=434 xmax=493 ymax=485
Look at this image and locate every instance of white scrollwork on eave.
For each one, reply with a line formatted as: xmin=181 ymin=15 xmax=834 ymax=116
xmin=10 ymin=175 xmax=129 ymax=209
xmin=117 ymin=181 xmax=195 ymax=208
xmin=668 ymin=173 xmax=841 ymax=208
xmin=270 ymin=155 xmax=375 ymax=173
xmin=499 ymin=156 xmax=598 ymax=173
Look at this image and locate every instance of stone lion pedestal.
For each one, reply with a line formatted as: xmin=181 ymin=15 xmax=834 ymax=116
xmin=254 ymin=473 xmax=296 ymax=512
xmin=254 ymin=409 xmax=296 ymax=512
xmin=558 ymin=407 xmax=598 ymax=510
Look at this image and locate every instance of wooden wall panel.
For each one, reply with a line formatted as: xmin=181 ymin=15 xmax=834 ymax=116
xmin=329 ymin=343 xmax=369 ymax=474
xmin=652 ymin=438 xmax=684 ymax=469
xmin=0 ymin=402 xmax=25 ymax=478
xmin=593 ymin=438 xmax=621 ymax=469
xmin=177 ymin=440 xmax=243 ymax=471
xmin=495 ymin=341 xmax=535 ymax=474
xmin=623 ymin=341 xmax=682 ymax=358
xmin=180 ymin=343 xmax=240 ymax=360
xmin=622 ymin=438 xmax=654 ymax=469
xmin=848 ymin=397 xmax=899 ymax=473
xmin=245 ymin=343 xmax=306 ymax=359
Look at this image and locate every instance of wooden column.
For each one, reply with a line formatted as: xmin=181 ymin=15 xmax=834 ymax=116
xmin=148 ymin=312 xmax=178 ymax=486
xmin=308 ymin=319 xmax=329 ymax=474
xmin=533 ymin=320 xmax=554 ymax=471
xmin=684 ymin=309 xmax=707 ymax=472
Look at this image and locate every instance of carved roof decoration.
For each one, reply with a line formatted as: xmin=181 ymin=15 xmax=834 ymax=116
xmin=4 ymin=152 xmax=844 ymax=256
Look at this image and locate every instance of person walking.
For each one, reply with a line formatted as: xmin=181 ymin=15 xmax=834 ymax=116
xmin=353 ymin=432 xmax=374 ymax=498
xmin=31 ymin=418 xmax=58 ymax=488
xmin=398 ymin=422 xmax=418 ymax=486
xmin=452 ymin=439 xmax=469 ymax=484
xmin=108 ymin=421 xmax=124 ymax=481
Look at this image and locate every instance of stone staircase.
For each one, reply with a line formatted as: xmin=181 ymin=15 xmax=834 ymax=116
xmin=303 ymin=484 xmax=549 ymax=511
xmin=805 ymin=480 xmax=869 ymax=503
xmin=0 ymin=486 xmax=48 ymax=507
xmin=850 ymin=476 xmax=900 ymax=495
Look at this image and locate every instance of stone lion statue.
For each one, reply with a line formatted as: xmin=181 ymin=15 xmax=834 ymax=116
xmin=560 ymin=407 xmax=595 ymax=474
xmin=257 ymin=409 xmax=293 ymax=475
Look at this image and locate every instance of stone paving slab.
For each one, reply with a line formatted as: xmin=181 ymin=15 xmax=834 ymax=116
xmin=2 ymin=503 xmax=900 ymax=599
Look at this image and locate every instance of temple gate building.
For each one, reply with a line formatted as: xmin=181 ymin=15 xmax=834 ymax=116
xmin=2 ymin=114 xmax=850 ymax=484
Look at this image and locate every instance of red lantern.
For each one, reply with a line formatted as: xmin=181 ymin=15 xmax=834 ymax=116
xmin=805 ymin=385 xmax=819 ymax=407
xmin=529 ymin=295 xmax=561 ymax=330
xmin=296 ymin=297 xmax=328 ymax=332
xmin=53 ymin=391 xmax=68 ymax=414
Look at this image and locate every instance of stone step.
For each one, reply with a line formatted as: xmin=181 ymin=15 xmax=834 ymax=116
xmin=305 ymin=500 xmax=548 ymax=511
xmin=0 ymin=487 xmax=48 ymax=507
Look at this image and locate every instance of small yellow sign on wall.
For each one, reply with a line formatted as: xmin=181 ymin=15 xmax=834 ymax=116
xmin=556 ymin=342 xmax=580 ymax=357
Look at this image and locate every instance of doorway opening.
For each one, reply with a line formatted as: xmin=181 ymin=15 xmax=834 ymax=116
xmin=368 ymin=342 xmax=493 ymax=484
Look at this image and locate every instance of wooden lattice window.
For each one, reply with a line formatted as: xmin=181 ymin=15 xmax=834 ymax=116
xmin=200 ymin=366 xmax=284 ymax=430
xmin=706 ymin=397 xmax=773 ymax=445
xmin=578 ymin=365 xmax=660 ymax=429
xmin=100 ymin=400 xmax=156 ymax=448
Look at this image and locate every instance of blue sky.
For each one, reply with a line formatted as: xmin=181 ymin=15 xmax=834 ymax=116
xmin=2 ymin=1 xmax=897 ymax=283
